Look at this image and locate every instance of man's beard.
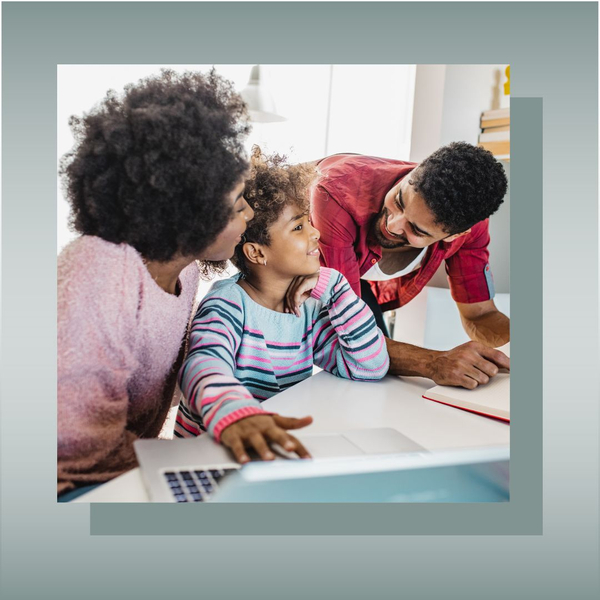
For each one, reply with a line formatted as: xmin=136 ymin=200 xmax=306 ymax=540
xmin=371 ymin=209 xmax=409 ymax=249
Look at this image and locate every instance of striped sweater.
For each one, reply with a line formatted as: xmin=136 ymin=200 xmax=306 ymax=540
xmin=175 ymin=267 xmax=389 ymax=441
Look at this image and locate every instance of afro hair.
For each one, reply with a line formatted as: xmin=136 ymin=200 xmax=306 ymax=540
xmin=231 ymin=147 xmax=315 ymax=276
xmin=410 ymin=141 xmax=508 ymax=234
xmin=60 ymin=68 xmax=250 ymax=264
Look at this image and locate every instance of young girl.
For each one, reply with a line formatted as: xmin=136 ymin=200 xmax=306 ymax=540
xmin=175 ymin=149 xmax=390 ymax=463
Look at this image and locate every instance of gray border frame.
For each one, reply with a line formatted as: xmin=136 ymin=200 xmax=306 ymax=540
xmin=2 ymin=1 xmax=597 ymax=597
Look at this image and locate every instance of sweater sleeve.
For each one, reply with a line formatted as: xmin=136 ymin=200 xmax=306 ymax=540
xmin=310 ymin=268 xmax=390 ymax=380
xmin=57 ymin=245 xmax=145 ymax=494
xmin=176 ymin=291 xmax=271 ymax=442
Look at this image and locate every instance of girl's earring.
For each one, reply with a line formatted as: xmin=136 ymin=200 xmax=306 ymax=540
xmin=263 ymin=260 xmax=267 ymax=266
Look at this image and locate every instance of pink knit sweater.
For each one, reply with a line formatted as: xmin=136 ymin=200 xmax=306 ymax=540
xmin=57 ymin=236 xmax=200 ymax=494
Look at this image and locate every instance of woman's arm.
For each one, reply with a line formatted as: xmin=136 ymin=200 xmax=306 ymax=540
xmin=57 ymin=254 xmax=146 ymax=493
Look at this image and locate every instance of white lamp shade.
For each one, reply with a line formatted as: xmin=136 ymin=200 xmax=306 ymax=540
xmin=240 ymin=65 xmax=286 ymax=123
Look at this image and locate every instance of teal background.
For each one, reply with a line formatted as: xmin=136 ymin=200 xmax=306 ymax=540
xmin=1 ymin=2 xmax=598 ymax=598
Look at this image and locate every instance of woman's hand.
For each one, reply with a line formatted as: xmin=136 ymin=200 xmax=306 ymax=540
xmin=220 ymin=413 xmax=314 ymax=463
xmin=284 ymin=271 xmax=321 ymax=316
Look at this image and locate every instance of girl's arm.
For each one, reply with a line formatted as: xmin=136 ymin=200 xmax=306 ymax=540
xmin=311 ymin=268 xmax=390 ymax=380
xmin=176 ymin=295 xmax=272 ymax=442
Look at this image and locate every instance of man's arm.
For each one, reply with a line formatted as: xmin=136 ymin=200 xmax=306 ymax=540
xmin=456 ymin=299 xmax=510 ymax=348
xmin=385 ymin=337 xmax=510 ymax=389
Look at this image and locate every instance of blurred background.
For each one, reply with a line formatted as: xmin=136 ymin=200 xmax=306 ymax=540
xmin=57 ymin=64 xmax=510 ymax=350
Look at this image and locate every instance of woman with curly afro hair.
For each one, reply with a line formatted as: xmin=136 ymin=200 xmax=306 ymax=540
xmin=57 ymin=69 xmax=254 ymax=500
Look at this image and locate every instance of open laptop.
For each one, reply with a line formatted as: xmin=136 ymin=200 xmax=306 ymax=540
xmin=213 ymin=445 xmax=510 ymax=503
xmin=134 ymin=427 xmax=428 ymax=503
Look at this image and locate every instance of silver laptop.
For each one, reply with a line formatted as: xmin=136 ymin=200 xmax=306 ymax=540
xmin=134 ymin=427 xmax=427 ymax=503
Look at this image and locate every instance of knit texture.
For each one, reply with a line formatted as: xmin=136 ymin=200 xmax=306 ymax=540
xmin=57 ymin=236 xmax=200 ymax=494
xmin=175 ymin=267 xmax=389 ymax=441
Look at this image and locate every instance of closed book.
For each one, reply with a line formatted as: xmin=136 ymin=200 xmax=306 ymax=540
xmin=479 ymin=130 xmax=510 ymax=143
xmin=482 ymin=125 xmax=510 ymax=133
xmin=423 ymin=343 xmax=510 ymax=421
xmin=423 ymin=373 xmax=510 ymax=422
xmin=478 ymin=140 xmax=510 ymax=155
xmin=481 ymin=107 xmax=510 ymax=119
xmin=480 ymin=116 xmax=510 ymax=129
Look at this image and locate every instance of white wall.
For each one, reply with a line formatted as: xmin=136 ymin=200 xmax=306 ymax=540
xmin=411 ymin=64 xmax=509 ymax=158
xmin=409 ymin=64 xmax=510 ymax=294
xmin=409 ymin=65 xmax=447 ymax=163
xmin=440 ymin=64 xmax=510 ymax=147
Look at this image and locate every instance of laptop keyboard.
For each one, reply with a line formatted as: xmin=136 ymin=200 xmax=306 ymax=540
xmin=163 ymin=468 xmax=237 ymax=502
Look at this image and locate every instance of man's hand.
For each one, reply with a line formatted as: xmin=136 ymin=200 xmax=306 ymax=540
xmin=385 ymin=338 xmax=510 ymax=389
xmin=284 ymin=272 xmax=320 ymax=317
xmin=220 ymin=414 xmax=314 ymax=463
xmin=427 ymin=341 xmax=510 ymax=389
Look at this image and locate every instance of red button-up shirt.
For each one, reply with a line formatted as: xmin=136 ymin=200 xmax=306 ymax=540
xmin=311 ymin=154 xmax=495 ymax=312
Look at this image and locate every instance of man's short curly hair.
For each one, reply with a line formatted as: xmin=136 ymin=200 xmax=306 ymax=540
xmin=231 ymin=147 xmax=315 ymax=276
xmin=410 ymin=142 xmax=508 ymax=234
xmin=60 ymin=68 xmax=250 ymax=264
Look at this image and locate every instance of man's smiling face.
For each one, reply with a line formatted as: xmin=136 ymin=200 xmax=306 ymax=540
xmin=371 ymin=173 xmax=464 ymax=250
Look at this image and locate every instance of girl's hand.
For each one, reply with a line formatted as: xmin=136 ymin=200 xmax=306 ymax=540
xmin=284 ymin=271 xmax=321 ymax=317
xmin=220 ymin=413 xmax=314 ymax=463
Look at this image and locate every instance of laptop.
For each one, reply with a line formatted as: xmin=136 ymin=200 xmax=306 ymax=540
xmin=134 ymin=427 xmax=428 ymax=503
xmin=213 ymin=446 xmax=510 ymax=503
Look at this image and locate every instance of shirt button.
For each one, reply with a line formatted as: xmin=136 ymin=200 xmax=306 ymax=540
xmin=371 ymin=258 xmax=377 ymax=264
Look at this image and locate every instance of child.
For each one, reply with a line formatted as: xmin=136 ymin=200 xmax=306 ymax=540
xmin=175 ymin=148 xmax=390 ymax=463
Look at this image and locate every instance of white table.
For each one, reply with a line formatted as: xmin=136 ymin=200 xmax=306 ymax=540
xmin=75 ymin=370 xmax=509 ymax=502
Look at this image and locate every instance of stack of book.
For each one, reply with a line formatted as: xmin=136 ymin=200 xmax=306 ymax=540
xmin=478 ymin=108 xmax=510 ymax=159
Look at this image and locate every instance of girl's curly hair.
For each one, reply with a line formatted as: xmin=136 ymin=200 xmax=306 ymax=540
xmin=410 ymin=141 xmax=508 ymax=234
xmin=231 ymin=147 xmax=316 ymax=276
xmin=59 ymin=69 xmax=250 ymax=267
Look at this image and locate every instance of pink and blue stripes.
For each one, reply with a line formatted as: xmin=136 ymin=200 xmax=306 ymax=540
xmin=175 ymin=268 xmax=389 ymax=440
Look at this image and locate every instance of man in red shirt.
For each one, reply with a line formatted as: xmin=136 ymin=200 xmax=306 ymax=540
xmin=307 ymin=142 xmax=510 ymax=389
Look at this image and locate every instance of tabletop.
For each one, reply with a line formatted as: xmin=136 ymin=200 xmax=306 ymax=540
xmin=75 ymin=370 xmax=509 ymax=502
